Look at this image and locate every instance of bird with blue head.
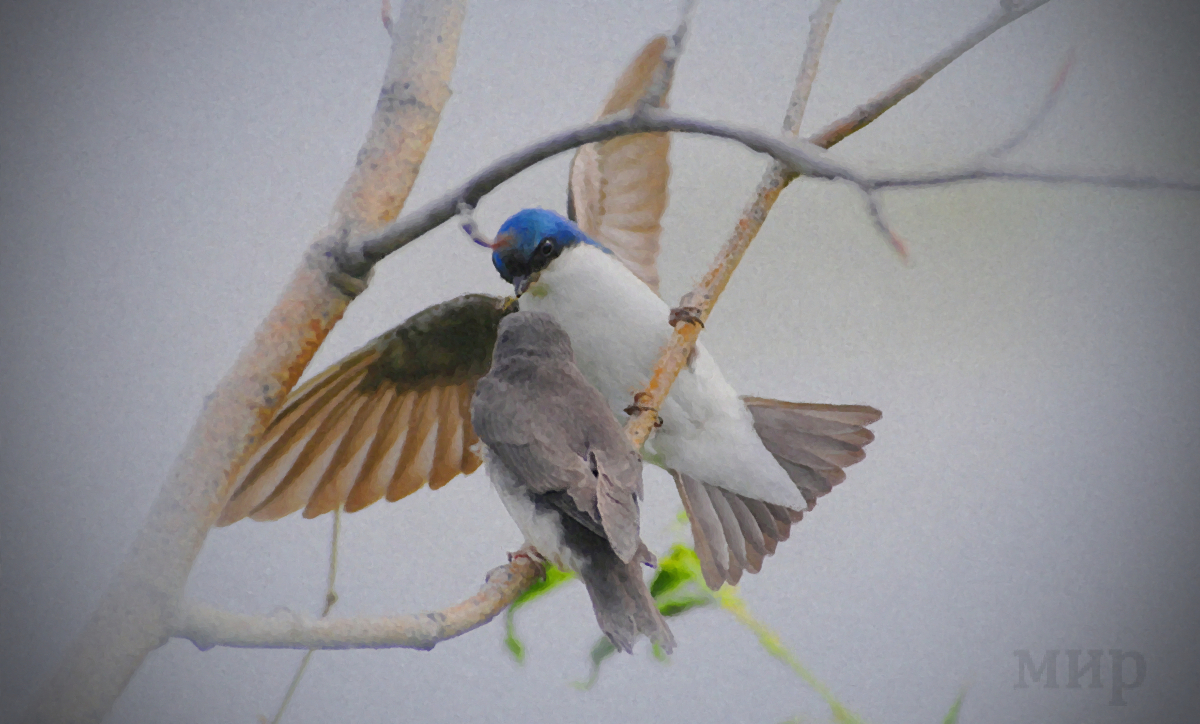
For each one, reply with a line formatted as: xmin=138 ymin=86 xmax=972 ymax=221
xmin=489 ymin=208 xmax=607 ymax=296
xmin=217 ymin=36 xmax=880 ymax=594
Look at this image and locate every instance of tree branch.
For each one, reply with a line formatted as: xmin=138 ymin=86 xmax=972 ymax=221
xmin=339 ymin=1 xmax=1067 ymax=283
xmin=172 ymin=552 xmax=545 ymax=652
xmin=639 ymin=0 xmax=695 ymax=112
xmin=625 ymin=0 xmax=843 ymax=446
xmin=342 ymin=109 xmax=861 ymax=276
xmin=22 ymin=3 xmax=467 ymax=722
xmin=984 ymin=49 xmax=1074 ymax=159
xmin=870 ymin=168 xmax=1200 ymax=193
xmin=806 ymin=0 xmax=1054 ymax=150
xmin=266 ymin=509 xmax=343 ymax=724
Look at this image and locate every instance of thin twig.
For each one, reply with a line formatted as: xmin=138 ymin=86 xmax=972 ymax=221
xmin=267 ymin=509 xmax=342 ymax=724
xmin=173 ymin=550 xmax=545 ymax=651
xmin=870 ymin=168 xmax=1200 ymax=192
xmin=984 ymin=49 xmax=1074 ymax=159
xmin=341 ymin=109 xmax=860 ymax=276
xmin=457 ymin=202 xmax=494 ymax=248
xmin=640 ymin=0 xmax=695 ymax=112
xmin=863 ymin=191 xmax=909 ymax=260
xmin=624 ymin=0 xmax=842 ymax=446
xmin=807 ymin=0 xmax=1054 ymax=150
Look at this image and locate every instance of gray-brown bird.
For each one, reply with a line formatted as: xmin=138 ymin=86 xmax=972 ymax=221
xmin=471 ymin=311 xmax=674 ymax=654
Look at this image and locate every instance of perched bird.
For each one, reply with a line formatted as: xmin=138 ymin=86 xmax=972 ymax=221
xmin=491 ymin=208 xmax=881 ymax=588
xmin=217 ymin=35 xmax=880 ymax=590
xmin=471 ymin=311 xmax=673 ymax=653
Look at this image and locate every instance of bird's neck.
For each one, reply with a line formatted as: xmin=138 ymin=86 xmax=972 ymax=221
xmin=536 ymin=244 xmax=629 ymax=291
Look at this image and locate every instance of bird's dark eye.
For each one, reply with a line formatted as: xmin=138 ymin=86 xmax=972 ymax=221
xmin=537 ymin=238 xmax=555 ymax=256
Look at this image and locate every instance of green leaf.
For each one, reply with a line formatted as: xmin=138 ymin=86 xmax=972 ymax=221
xmin=657 ymin=595 xmax=711 ymax=618
xmin=649 ymin=545 xmax=704 ymax=597
xmin=716 ymin=587 xmax=865 ymax=724
xmin=503 ymin=563 xmax=575 ymax=663
xmin=573 ymin=637 xmax=618 ymax=689
xmin=942 ymin=686 xmax=968 ymax=724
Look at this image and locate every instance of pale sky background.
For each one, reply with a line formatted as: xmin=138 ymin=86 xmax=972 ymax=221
xmin=3 ymin=0 xmax=1199 ymax=722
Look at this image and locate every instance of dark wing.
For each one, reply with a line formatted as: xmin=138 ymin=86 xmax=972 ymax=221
xmin=472 ymin=357 xmax=644 ymax=562
xmin=567 ymin=35 xmax=671 ymax=294
xmin=217 ymin=294 xmax=514 ymax=526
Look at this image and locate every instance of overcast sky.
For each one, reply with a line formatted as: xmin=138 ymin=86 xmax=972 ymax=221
xmin=3 ymin=0 xmax=1199 ymax=722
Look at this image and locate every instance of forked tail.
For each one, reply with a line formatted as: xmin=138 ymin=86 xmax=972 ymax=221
xmin=676 ymin=399 xmax=881 ymax=589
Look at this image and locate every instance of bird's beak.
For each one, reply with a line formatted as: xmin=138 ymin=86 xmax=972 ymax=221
xmin=513 ymin=274 xmax=532 ymax=296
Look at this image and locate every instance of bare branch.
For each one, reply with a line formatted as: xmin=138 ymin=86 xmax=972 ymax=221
xmin=807 ymin=0 xmax=1054 ymax=150
xmin=783 ymin=0 xmax=840 ymax=136
xmin=639 ymin=0 xmax=696 ymax=112
xmin=173 ymin=552 xmax=545 ymax=652
xmin=22 ymin=3 xmax=467 ymax=722
xmin=625 ymin=0 xmax=842 ymax=446
xmin=871 ymin=168 xmax=1200 ymax=192
xmin=340 ymin=1 xmax=1067 ymax=282
xmin=863 ymin=192 xmax=909 ymax=260
xmin=341 ymin=109 xmax=862 ymax=277
xmin=984 ymin=49 xmax=1073 ymax=159
xmin=458 ymin=201 xmax=494 ymax=248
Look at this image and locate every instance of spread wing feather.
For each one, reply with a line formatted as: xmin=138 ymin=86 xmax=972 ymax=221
xmin=217 ymin=294 xmax=512 ymax=526
xmin=568 ymin=35 xmax=672 ymax=293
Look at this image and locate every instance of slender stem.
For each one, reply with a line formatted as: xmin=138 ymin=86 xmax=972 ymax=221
xmin=806 ymin=0 xmax=1054 ymax=150
xmin=268 ymin=509 xmax=342 ymax=724
xmin=625 ymin=0 xmax=842 ymax=446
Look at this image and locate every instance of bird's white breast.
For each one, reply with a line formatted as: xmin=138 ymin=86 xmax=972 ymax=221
xmin=484 ymin=449 xmax=587 ymax=572
xmin=519 ymin=245 xmax=806 ymax=509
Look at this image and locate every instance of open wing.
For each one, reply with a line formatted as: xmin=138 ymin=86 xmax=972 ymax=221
xmin=217 ymin=294 xmax=513 ymax=525
xmin=567 ymin=35 xmax=672 ymax=293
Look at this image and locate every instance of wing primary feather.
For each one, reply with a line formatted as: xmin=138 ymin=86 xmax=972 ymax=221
xmin=387 ymin=387 xmax=441 ymax=502
xmin=303 ymin=386 xmax=390 ymax=518
xmin=459 ymin=382 xmax=483 ymax=474
xmin=346 ymin=391 xmax=415 ymax=512
xmin=226 ymin=364 xmax=369 ymax=509
xmin=427 ymin=385 xmax=462 ymax=490
xmin=249 ymin=390 xmax=370 ymax=521
xmin=222 ymin=368 xmax=367 ymax=524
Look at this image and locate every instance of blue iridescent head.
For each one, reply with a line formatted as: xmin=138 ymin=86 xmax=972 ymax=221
xmin=489 ymin=208 xmax=605 ymax=296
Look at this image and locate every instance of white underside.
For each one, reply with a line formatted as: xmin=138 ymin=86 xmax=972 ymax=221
xmin=520 ymin=245 xmax=806 ymax=509
xmin=484 ymin=448 xmax=587 ymax=572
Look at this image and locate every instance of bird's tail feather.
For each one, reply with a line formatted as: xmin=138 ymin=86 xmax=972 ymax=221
xmin=581 ymin=544 xmax=675 ymax=654
xmin=676 ymin=399 xmax=881 ymax=590
xmin=743 ymin=397 xmax=881 ymax=508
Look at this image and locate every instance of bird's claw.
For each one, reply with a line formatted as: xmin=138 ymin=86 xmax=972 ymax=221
xmin=669 ymin=305 xmax=704 ymax=328
xmin=624 ymin=392 xmax=664 ymax=427
xmin=508 ymin=547 xmax=544 ymax=565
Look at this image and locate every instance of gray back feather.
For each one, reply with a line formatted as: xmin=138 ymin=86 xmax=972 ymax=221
xmin=472 ymin=312 xmax=644 ymax=562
